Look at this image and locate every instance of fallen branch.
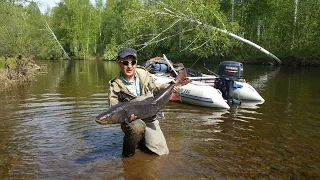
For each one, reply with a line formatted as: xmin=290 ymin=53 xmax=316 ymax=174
xmin=180 ymin=36 xmax=199 ymax=52
xmin=44 ymin=21 xmax=70 ymax=60
xmin=36 ymin=3 xmax=70 ymax=60
xmin=155 ymin=7 xmax=282 ymax=65
xmin=138 ymin=19 xmax=181 ymax=51
xmin=135 ymin=28 xmax=195 ymax=48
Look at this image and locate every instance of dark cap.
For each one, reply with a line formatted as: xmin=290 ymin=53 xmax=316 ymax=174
xmin=117 ymin=48 xmax=137 ymax=60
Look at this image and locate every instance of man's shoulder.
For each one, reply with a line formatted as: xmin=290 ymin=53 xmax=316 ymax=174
xmin=109 ymin=74 xmax=121 ymax=84
xmin=109 ymin=74 xmax=123 ymax=92
xmin=136 ymin=65 xmax=148 ymax=72
xmin=136 ymin=65 xmax=151 ymax=76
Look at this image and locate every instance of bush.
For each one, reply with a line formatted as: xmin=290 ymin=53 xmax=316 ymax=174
xmin=0 ymin=57 xmax=16 ymax=69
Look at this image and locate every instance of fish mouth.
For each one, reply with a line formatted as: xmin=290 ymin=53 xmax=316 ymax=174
xmin=95 ymin=116 xmax=110 ymax=125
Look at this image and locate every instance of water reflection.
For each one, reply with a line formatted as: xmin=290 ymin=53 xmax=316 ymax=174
xmin=0 ymin=61 xmax=319 ymax=179
xmin=240 ymin=101 xmax=264 ymax=109
xmin=247 ymin=66 xmax=280 ymax=92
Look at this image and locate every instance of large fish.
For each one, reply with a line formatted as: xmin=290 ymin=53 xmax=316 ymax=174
xmin=96 ymin=70 xmax=189 ymax=124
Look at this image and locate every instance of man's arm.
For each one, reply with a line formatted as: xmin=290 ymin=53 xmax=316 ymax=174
xmin=108 ymin=82 xmax=120 ymax=107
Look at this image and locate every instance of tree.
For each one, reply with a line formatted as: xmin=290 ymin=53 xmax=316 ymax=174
xmin=51 ymin=0 xmax=99 ymax=59
xmin=109 ymin=0 xmax=233 ymax=58
xmin=0 ymin=1 xmax=61 ymax=59
xmin=114 ymin=0 xmax=280 ymax=64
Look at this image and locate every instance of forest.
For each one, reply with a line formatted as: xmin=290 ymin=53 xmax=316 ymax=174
xmin=1 ymin=0 xmax=320 ymax=66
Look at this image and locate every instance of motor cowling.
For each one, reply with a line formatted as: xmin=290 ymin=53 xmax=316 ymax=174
xmin=218 ymin=61 xmax=243 ymax=81
xmin=217 ymin=61 xmax=243 ymax=105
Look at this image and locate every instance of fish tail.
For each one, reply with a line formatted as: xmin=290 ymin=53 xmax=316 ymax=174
xmin=174 ymin=69 xmax=191 ymax=85
xmin=174 ymin=69 xmax=186 ymax=84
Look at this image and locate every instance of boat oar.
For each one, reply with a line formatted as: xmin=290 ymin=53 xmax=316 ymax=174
xmin=204 ymin=67 xmax=219 ymax=77
xmin=162 ymin=54 xmax=183 ymax=101
xmin=163 ymin=54 xmax=178 ymax=76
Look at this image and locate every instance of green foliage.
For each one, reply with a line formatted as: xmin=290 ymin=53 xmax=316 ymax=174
xmin=0 ymin=57 xmax=15 ymax=69
xmin=118 ymin=0 xmax=235 ymax=59
xmin=104 ymin=37 xmax=121 ymax=60
xmin=1 ymin=0 xmax=320 ymax=65
xmin=220 ymin=0 xmax=320 ymax=61
xmin=6 ymin=58 xmax=16 ymax=69
xmin=0 ymin=1 xmax=62 ymax=59
xmin=51 ymin=0 xmax=100 ymax=58
xmin=0 ymin=58 xmax=4 ymax=68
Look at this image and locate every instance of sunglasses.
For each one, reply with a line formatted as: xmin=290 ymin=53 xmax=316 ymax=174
xmin=119 ymin=60 xmax=137 ymax=66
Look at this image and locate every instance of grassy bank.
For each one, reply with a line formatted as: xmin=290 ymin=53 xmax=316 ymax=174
xmin=0 ymin=56 xmax=42 ymax=91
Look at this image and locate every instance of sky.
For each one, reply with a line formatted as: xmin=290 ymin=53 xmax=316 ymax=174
xmin=37 ymin=0 xmax=60 ymax=12
xmin=37 ymin=0 xmax=97 ymax=13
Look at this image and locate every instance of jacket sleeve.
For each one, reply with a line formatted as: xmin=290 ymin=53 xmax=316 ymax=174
xmin=135 ymin=67 xmax=156 ymax=95
xmin=108 ymin=81 xmax=120 ymax=107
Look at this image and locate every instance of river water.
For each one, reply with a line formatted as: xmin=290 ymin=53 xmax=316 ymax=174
xmin=0 ymin=60 xmax=319 ymax=179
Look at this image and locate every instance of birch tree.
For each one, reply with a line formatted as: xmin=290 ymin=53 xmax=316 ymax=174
xmin=51 ymin=0 xmax=98 ymax=59
xmin=0 ymin=1 xmax=61 ymax=58
xmin=120 ymin=0 xmax=233 ymax=58
xmin=119 ymin=0 xmax=281 ymax=63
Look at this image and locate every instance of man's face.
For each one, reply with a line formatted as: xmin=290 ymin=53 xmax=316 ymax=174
xmin=118 ymin=56 xmax=137 ymax=78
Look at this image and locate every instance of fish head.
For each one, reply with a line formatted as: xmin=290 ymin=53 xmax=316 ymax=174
xmin=95 ymin=106 xmax=127 ymax=124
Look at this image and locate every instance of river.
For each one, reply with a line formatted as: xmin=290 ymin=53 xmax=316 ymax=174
xmin=0 ymin=60 xmax=319 ymax=179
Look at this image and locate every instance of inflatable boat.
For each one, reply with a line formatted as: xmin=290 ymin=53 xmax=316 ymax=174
xmin=151 ymin=73 xmax=230 ymax=109
xmin=144 ymin=57 xmax=265 ymax=108
xmin=187 ymin=76 xmax=265 ymax=102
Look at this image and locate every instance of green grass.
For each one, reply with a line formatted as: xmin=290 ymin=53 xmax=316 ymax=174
xmin=0 ymin=57 xmax=16 ymax=69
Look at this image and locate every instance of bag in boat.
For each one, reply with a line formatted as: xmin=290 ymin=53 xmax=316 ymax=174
xmin=143 ymin=56 xmax=185 ymax=75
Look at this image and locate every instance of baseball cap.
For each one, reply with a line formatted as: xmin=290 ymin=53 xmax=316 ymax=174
xmin=117 ymin=48 xmax=137 ymax=60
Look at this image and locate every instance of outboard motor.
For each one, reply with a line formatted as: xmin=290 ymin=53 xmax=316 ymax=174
xmin=217 ymin=61 xmax=243 ymax=105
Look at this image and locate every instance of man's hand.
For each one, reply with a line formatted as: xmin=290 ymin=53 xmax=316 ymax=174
xmin=173 ymin=78 xmax=191 ymax=93
xmin=129 ymin=114 xmax=137 ymax=121
xmin=173 ymin=85 xmax=181 ymax=93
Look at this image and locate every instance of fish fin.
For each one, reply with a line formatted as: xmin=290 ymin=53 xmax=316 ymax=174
xmin=156 ymin=112 xmax=165 ymax=119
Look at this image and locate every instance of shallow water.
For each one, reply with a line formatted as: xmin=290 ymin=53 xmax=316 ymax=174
xmin=0 ymin=60 xmax=319 ymax=179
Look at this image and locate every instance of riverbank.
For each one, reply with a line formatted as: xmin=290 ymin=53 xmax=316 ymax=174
xmin=237 ymin=56 xmax=320 ymax=66
xmin=0 ymin=69 xmax=7 ymax=86
xmin=159 ymin=53 xmax=320 ymax=67
xmin=0 ymin=57 xmax=42 ymax=91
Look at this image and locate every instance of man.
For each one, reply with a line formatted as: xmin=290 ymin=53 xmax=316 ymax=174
xmin=109 ymin=47 xmax=169 ymax=157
